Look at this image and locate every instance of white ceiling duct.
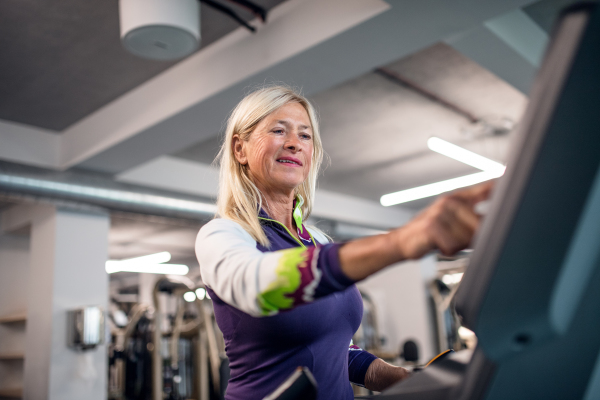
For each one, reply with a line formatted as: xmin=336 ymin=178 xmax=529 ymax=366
xmin=119 ymin=0 xmax=200 ymax=60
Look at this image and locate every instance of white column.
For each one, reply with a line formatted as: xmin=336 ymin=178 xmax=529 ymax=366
xmin=22 ymin=205 xmax=109 ymax=400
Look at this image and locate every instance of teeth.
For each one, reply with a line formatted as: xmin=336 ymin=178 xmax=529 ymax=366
xmin=278 ymin=160 xmax=299 ymax=165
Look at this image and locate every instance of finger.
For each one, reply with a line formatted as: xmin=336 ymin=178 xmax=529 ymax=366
xmin=427 ymin=212 xmax=472 ymax=255
xmin=435 ymin=197 xmax=481 ymax=233
xmin=448 ymin=180 xmax=495 ymax=205
xmin=430 ymin=222 xmax=468 ymax=255
xmin=451 ymin=200 xmax=481 ymax=232
xmin=429 ymin=200 xmax=478 ymax=254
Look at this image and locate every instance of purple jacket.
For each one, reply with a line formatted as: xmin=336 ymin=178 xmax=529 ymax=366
xmin=196 ymin=209 xmax=377 ymax=399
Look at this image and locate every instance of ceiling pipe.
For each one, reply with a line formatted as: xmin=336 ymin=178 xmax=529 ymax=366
xmin=0 ymin=161 xmax=216 ymax=220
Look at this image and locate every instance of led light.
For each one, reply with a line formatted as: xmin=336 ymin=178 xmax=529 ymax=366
xmin=381 ymin=138 xmax=506 ymax=206
xmin=183 ymin=291 xmax=196 ymax=302
xmin=427 ymin=137 xmax=506 ymax=174
xmin=442 ymin=272 xmax=464 ymax=285
xmin=380 ymin=170 xmax=502 ymax=206
xmin=105 ymin=262 xmax=189 ymax=275
xmin=118 ymin=252 xmax=171 ymax=266
xmin=195 ymin=288 xmax=206 ymax=300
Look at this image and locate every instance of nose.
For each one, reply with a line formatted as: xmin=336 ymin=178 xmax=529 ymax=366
xmin=284 ymin=133 xmax=301 ymax=152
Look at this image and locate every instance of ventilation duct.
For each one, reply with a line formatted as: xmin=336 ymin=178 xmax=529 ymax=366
xmin=0 ymin=162 xmax=216 ymax=220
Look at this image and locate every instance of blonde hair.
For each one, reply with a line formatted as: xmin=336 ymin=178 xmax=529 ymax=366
xmin=215 ymin=85 xmax=324 ymax=246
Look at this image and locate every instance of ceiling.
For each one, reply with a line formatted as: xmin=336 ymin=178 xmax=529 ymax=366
xmin=109 ymin=212 xmax=203 ymax=268
xmin=0 ymin=0 xmax=286 ymax=131
xmin=312 ymin=42 xmax=527 ymax=209
xmin=0 ymin=0 xmax=580 ymax=269
xmin=174 ymin=41 xmax=527 ymax=209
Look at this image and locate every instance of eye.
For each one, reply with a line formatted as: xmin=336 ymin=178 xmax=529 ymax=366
xmin=272 ymin=128 xmax=284 ymax=135
xmin=300 ymin=133 xmax=312 ymax=140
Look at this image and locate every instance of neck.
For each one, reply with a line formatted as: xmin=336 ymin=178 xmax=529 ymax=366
xmin=255 ymin=183 xmax=298 ymax=236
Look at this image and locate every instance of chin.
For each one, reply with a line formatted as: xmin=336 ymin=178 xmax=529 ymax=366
xmin=272 ymin=172 xmax=304 ymax=186
xmin=273 ymin=178 xmax=304 ymax=192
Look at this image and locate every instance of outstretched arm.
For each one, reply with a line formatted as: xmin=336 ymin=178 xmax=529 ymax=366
xmin=339 ymin=181 xmax=493 ymax=281
xmin=196 ymin=182 xmax=493 ymax=317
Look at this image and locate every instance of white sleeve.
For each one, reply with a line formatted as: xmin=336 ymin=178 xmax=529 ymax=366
xmin=195 ymin=219 xmax=275 ymax=317
xmin=196 ymin=219 xmax=351 ymax=318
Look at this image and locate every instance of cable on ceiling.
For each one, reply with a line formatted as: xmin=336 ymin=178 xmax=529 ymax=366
xmin=226 ymin=0 xmax=267 ymax=22
xmin=200 ymin=0 xmax=268 ymax=33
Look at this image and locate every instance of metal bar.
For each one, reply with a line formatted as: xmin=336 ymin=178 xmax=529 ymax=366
xmin=199 ymin=297 xmax=222 ymax=396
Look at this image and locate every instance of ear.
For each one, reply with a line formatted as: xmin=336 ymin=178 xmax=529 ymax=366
xmin=232 ymin=134 xmax=248 ymax=165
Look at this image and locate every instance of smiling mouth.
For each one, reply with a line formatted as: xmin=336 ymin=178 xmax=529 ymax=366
xmin=277 ymin=159 xmax=302 ymax=166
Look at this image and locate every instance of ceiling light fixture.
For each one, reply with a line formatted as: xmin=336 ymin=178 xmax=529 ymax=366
xmin=105 ymin=251 xmax=189 ymax=275
xmin=116 ymin=251 xmax=172 ymax=266
xmin=380 ymin=138 xmax=506 ymax=206
xmin=380 ymin=170 xmax=502 ymax=206
xmin=183 ymin=291 xmax=197 ymax=302
xmin=105 ymin=262 xmax=189 ymax=275
xmin=120 ymin=0 xmax=201 ymax=60
xmin=195 ymin=288 xmax=207 ymax=300
xmin=119 ymin=0 xmax=267 ymax=61
xmin=427 ymin=137 xmax=506 ymax=175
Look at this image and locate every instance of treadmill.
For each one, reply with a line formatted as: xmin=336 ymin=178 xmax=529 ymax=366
xmin=373 ymin=3 xmax=600 ymax=399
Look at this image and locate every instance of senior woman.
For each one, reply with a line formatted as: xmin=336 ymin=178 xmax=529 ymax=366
xmin=195 ymin=86 xmax=492 ymax=399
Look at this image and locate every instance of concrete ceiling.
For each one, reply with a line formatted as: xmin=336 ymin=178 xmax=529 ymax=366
xmin=173 ymin=42 xmax=527 ymax=209
xmin=312 ymin=42 xmax=527 ymax=209
xmin=109 ymin=213 xmax=202 ymax=268
xmin=0 ymin=0 xmax=286 ymax=131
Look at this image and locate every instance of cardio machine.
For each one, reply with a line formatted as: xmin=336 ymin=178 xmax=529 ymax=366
xmin=374 ymin=2 xmax=600 ymax=399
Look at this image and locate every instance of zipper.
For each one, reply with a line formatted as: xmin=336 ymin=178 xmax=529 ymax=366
xmin=258 ymin=217 xmax=316 ymax=248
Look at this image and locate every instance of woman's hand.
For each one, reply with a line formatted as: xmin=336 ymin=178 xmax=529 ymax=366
xmin=392 ymin=180 xmax=493 ymax=259
xmin=364 ymin=358 xmax=410 ymax=392
xmin=338 ymin=181 xmax=494 ymax=281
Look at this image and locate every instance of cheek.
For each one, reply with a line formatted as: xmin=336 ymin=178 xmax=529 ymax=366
xmin=304 ymin=146 xmax=314 ymax=175
xmin=247 ymin=136 xmax=277 ymax=171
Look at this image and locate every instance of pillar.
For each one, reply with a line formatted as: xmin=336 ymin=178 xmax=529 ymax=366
xmin=19 ymin=205 xmax=109 ymax=400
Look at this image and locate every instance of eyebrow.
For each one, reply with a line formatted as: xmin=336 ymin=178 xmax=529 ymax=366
xmin=276 ymin=120 xmax=312 ymax=130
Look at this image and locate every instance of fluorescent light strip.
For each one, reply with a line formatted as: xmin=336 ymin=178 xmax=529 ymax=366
xmin=117 ymin=251 xmax=171 ymax=266
xmin=105 ymin=262 xmax=189 ymax=275
xmin=380 ymin=138 xmax=507 ymax=206
xmin=427 ymin=137 xmax=506 ymax=175
xmin=380 ymin=170 xmax=502 ymax=206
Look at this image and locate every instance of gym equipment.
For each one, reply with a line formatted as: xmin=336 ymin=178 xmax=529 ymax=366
xmin=370 ymin=2 xmax=600 ymax=399
xmin=354 ymin=291 xmax=395 ymax=360
xmin=400 ymin=340 xmax=419 ymax=364
xmin=108 ymin=277 xmax=227 ymax=400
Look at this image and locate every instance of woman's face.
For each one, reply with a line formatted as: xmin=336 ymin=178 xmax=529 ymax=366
xmin=233 ymin=102 xmax=313 ymax=195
